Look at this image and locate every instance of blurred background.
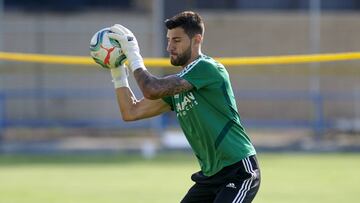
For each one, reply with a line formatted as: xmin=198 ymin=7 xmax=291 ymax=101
xmin=1 ymin=0 xmax=359 ymax=154
xmin=0 ymin=1 xmax=359 ymax=203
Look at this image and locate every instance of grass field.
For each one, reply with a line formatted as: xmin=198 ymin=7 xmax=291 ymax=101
xmin=0 ymin=153 xmax=359 ymax=203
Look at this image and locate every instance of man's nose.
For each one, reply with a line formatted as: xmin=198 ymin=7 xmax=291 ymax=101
xmin=167 ymin=42 xmax=174 ymax=53
xmin=166 ymin=43 xmax=171 ymax=53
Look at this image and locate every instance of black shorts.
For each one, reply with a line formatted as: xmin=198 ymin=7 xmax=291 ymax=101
xmin=181 ymin=155 xmax=260 ymax=203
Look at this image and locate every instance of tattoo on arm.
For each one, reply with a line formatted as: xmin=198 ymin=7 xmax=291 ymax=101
xmin=134 ymin=69 xmax=193 ymax=99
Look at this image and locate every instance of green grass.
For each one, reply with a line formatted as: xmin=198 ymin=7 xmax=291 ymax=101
xmin=0 ymin=153 xmax=359 ymax=203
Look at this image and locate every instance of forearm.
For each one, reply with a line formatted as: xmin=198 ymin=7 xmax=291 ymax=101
xmin=133 ymin=69 xmax=192 ymax=100
xmin=110 ymin=66 xmax=169 ymax=121
xmin=115 ymin=86 xmax=171 ymax=121
xmin=115 ymin=87 xmax=139 ymax=121
xmin=133 ymin=69 xmax=160 ymax=99
xmin=110 ymin=66 xmax=139 ymax=121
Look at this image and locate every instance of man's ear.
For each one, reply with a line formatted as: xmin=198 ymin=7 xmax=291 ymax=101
xmin=193 ymin=34 xmax=203 ymax=45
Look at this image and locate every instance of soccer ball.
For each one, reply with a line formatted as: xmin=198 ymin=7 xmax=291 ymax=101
xmin=89 ymin=27 xmax=127 ymax=69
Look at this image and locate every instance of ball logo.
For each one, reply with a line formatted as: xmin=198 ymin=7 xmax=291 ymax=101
xmin=90 ymin=27 xmax=127 ymax=69
xmin=100 ymin=44 xmax=116 ymax=65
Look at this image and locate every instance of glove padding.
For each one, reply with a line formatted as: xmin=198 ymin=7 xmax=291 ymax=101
xmin=111 ymin=64 xmax=129 ymax=88
xmin=108 ymin=24 xmax=145 ymax=72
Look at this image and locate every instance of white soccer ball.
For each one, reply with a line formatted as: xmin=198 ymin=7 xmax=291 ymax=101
xmin=89 ymin=27 xmax=127 ymax=69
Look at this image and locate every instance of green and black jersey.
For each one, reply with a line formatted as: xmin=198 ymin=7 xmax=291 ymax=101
xmin=162 ymin=55 xmax=256 ymax=176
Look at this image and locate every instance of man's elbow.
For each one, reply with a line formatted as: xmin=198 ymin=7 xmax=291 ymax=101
xmin=122 ymin=116 xmax=135 ymax=122
xmin=121 ymin=112 xmax=138 ymax=122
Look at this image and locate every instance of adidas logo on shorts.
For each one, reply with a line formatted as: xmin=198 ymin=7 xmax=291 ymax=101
xmin=226 ymin=183 xmax=236 ymax=189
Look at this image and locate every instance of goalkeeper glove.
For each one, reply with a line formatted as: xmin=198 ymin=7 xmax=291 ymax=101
xmin=110 ymin=64 xmax=129 ymax=88
xmin=107 ymin=24 xmax=146 ymax=72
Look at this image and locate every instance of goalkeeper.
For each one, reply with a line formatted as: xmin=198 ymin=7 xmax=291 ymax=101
xmin=107 ymin=11 xmax=260 ymax=203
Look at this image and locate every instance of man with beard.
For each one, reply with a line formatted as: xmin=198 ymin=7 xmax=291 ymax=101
xmin=107 ymin=11 xmax=261 ymax=203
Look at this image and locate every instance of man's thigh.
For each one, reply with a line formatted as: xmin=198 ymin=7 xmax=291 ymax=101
xmin=214 ymin=171 xmax=260 ymax=203
xmin=180 ymin=183 xmax=217 ymax=203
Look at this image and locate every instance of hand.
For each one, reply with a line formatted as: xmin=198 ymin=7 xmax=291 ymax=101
xmin=107 ymin=24 xmax=146 ymax=72
xmin=110 ymin=64 xmax=129 ymax=88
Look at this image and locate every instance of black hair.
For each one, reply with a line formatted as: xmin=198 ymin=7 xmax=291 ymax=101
xmin=165 ymin=11 xmax=204 ymax=38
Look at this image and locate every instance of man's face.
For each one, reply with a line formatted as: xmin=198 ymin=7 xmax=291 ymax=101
xmin=166 ymin=27 xmax=192 ymax=66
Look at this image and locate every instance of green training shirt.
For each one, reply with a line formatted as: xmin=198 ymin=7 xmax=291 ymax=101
xmin=162 ymin=55 xmax=256 ymax=176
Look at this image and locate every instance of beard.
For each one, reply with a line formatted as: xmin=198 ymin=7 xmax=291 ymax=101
xmin=170 ymin=45 xmax=192 ymax=66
